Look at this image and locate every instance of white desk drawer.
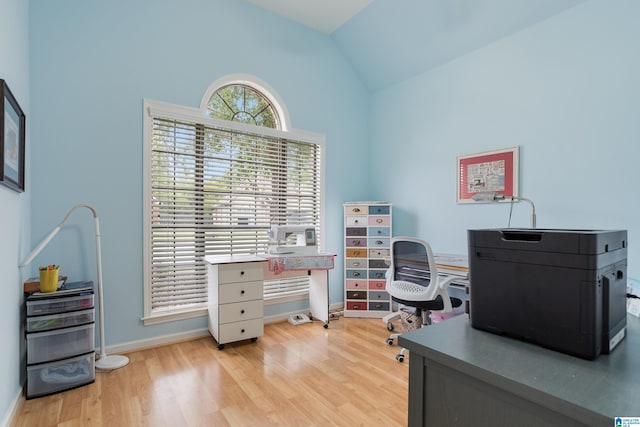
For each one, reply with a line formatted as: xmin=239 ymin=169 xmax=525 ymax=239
xmin=219 ymin=300 xmax=263 ymax=323
xmin=218 ymin=262 xmax=263 ymax=284
xmin=218 ymin=319 xmax=263 ymax=344
xmin=218 ymin=280 xmax=263 ymax=304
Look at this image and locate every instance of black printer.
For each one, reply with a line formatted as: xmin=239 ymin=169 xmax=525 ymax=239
xmin=468 ymin=228 xmax=627 ymax=360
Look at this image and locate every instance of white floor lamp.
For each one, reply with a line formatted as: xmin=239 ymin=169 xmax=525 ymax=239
xmin=20 ymin=204 xmax=129 ymax=370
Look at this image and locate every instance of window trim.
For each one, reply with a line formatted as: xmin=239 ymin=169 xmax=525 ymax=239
xmin=142 ymin=98 xmax=326 ymax=325
xmin=200 ymin=73 xmax=292 ymax=132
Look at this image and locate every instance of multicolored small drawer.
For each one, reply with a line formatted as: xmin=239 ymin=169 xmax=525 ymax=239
xmin=368 ymin=216 xmax=390 ymax=226
xmin=345 ymin=227 xmax=367 ymax=237
xmin=346 ymin=249 xmax=366 ymax=258
xmin=346 ymin=301 xmax=367 ymax=310
xmin=368 ymin=205 xmax=390 ymax=215
xmin=369 ymin=290 xmax=390 ymax=300
xmin=369 ymin=259 xmax=389 ymax=269
xmin=369 ymin=227 xmax=390 ymax=237
xmin=346 ymin=280 xmax=367 ymax=290
xmin=346 ymin=269 xmax=366 ymax=279
xmin=369 ymin=301 xmax=390 ymax=311
xmin=346 ymin=290 xmax=367 ymax=300
xmin=369 ymin=238 xmax=390 ymax=248
xmin=345 ymin=259 xmax=366 ymax=268
xmin=369 ymin=249 xmax=390 ymax=258
xmin=368 ymin=280 xmax=386 ymax=290
xmin=346 ymin=238 xmax=367 ymax=247
xmin=368 ymin=269 xmax=387 ymax=280
xmin=345 ymin=205 xmax=368 ymax=215
xmin=346 ymin=216 xmax=367 ymax=226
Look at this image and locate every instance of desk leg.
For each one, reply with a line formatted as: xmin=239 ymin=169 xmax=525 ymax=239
xmin=407 ymin=352 xmax=426 ymax=427
xmin=309 ymin=269 xmax=329 ymax=328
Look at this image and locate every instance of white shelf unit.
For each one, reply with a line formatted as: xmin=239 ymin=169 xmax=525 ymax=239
xmin=343 ymin=202 xmax=392 ymax=318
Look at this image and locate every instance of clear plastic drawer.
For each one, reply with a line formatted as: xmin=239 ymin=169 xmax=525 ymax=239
xmin=26 ymin=352 xmax=95 ymax=399
xmin=27 ymin=323 xmax=95 ymax=365
xmin=26 ymin=294 xmax=94 ymax=316
xmin=26 ymin=308 xmax=95 ymax=332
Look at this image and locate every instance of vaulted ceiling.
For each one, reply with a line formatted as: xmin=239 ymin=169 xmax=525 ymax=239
xmin=246 ymin=0 xmax=586 ymax=91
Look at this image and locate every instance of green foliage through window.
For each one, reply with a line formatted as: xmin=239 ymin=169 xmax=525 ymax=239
xmin=206 ymin=84 xmax=279 ymax=129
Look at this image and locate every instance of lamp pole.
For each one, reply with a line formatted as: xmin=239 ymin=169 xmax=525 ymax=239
xmin=20 ymin=204 xmax=129 ymax=370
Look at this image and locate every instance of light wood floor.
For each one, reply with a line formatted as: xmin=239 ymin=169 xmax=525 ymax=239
xmin=12 ymin=317 xmax=409 ymax=427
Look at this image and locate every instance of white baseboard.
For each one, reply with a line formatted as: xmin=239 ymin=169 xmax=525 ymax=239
xmin=2 ymin=387 xmax=23 ymax=427
xmin=105 ymin=303 xmax=345 ymax=355
xmin=105 ymin=328 xmax=211 ymax=355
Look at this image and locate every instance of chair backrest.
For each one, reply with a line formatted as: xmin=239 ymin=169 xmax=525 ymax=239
xmin=387 ymin=237 xmax=451 ymax=308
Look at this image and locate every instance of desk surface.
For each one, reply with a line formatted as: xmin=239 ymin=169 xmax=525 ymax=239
xmin=399 ymin=314 xmax=640 ymax=423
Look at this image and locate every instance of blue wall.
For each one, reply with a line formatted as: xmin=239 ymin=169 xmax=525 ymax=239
xmin=369 ymin=0 xmax=640 ymax=278
xmin=28 ymin=0 xmax=369 ymax=347
xmin=0 ymin=0 xmax=30 ymax=422
xmin=5 ymin=0 xmax=640 ymax=423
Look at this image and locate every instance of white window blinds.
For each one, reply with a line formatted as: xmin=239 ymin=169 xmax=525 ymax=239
xmin=145 ymin=105 xmax=322 ymax=320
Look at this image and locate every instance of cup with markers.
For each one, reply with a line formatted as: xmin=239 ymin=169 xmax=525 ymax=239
xmin=39 ymin=265 xmax=60 ymax=293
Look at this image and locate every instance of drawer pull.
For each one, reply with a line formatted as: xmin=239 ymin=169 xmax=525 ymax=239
xmin=353 ymin=208 xmax=360 ymax=212
xmin=241 ymin=329 xmax=245 ymax=333
xmin=241 ymin=309 xmax=245 ymax=314
xmin=376 ymin=283 xmax=383 ymax=288
xmin=376 ymin=273 xmax=383 ymax=278
xmin=353 ymin=272 xmax=360 ymax=277
xmin=376 ymin=240 xmax=383 ymax=245
xmin=355 ymin=283 xmax=360 ymax=287
xmin=354 ymin=304 xmax=361 ymax=309
xmin=353 ymin=251 xmax=360 ymax=256
xmin=354 ymin=219 xmax=360 ymax=224
xmin=376 ymin=218 xmax=382 ymax=224
xmin=353 ymin=241 xmax=361 ymax=246
xmin=241 ymin=290 xmax=245 ymax=295
xmin=353 ymin=262 xmax=360 ymax=266
xmin=240 ymin=271 xmax=245 ymax=275
xmin=377 ymin=230 xmax=382 ymax=234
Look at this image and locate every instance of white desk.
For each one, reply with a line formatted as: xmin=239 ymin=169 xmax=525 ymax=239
xmin=205 ymin=253 xmax=335 ymax=344
xmin=265 ymin=253 xmax=335 ymax=328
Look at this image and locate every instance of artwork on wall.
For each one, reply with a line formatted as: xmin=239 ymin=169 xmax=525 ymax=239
xmin=456 ymin=146 xmax=518 ymax=204
xmin=1 ymin=79 xmax=26 ymax=193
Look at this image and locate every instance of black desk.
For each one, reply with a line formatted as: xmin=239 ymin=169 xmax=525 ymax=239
xmin=398 ymin=314 xmax=640 ymax=427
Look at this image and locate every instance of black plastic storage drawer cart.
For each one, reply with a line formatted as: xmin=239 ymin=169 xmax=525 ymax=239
xmin=25 ymin=282 xmax=96 ymax=399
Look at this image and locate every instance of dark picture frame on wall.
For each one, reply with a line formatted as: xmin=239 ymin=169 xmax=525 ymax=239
xmin=1 ymin=79 xmax=26 ymax=192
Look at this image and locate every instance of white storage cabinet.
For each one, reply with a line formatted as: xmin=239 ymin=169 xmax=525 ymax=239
xmin=344 ymin=202 xmax=393 ymax=318
xmin=206 ymin=256 xmax=265 ymax=350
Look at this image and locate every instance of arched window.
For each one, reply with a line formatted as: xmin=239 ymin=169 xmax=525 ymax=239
xmin=206 ymin=84 xmax=280 ymax=129
xmin=143 ymin=75 xmax=324 ymax=324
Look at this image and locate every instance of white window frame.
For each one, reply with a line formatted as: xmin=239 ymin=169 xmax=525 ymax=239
xmin=142 ymin=92 xmax=325 ymax=326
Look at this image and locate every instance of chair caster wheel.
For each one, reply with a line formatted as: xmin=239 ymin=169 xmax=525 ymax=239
xmin=396 ymin=354 xmax=404 ymax=363
xmin=217 ymin=344 xmax=225 ymax=350
xmin=323 ymin=323 xmax=329 ymax=329
xmin=387 ymin=323 xmax=394 ymax=332
xmin=386 ymin=338 xmax=394 ymax=346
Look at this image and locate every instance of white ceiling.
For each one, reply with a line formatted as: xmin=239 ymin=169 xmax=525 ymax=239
xmin=246 ymin=0 xmax=373 ymax=34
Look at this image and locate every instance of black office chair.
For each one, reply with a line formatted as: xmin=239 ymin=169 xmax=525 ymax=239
xmin=383 ymin=237 xmax=463 ymax=362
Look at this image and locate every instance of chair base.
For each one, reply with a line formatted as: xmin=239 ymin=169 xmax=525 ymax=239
xmin=384 ymin=308 xmax=433 ymax=363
